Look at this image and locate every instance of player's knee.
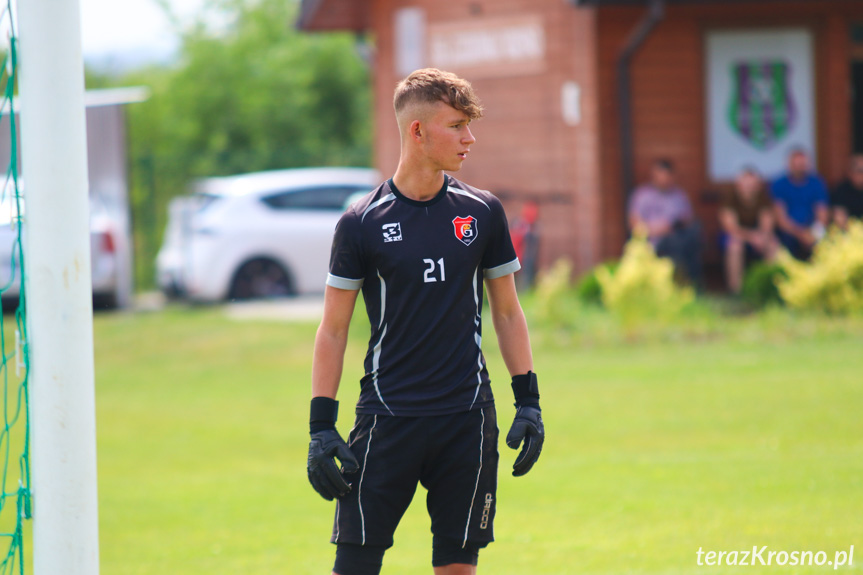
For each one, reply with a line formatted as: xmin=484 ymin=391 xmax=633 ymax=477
xmin=333 ymin=543 xmax=386 ymax=575
xmin=432 ymin=536 xmax=486 ymax=567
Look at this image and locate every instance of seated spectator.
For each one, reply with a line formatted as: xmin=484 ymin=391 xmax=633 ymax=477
xmin=831 ymin=154 xmax=863 ymax=231
xmin=628 ymin=158 xmax=704 ymax=290
xmin=770 ymin=147 xmax=829 ymax=260
xmin=719 ymin=167 xmax=778 ymax=294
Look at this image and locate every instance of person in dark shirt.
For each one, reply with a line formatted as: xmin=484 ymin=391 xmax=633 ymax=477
xmin=770 ymin=148 xmax=829 ymax=259
xmin=718 ymin=167 xmax=777 ymax=294
xmin=306 ymin=68 xmax=543 ymax=575
xmin=831 ymin=154 xmax=863 ymax=231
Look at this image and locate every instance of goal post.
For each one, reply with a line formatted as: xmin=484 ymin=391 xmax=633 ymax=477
xmin=16 ymin=0 xmax=100 ymax=572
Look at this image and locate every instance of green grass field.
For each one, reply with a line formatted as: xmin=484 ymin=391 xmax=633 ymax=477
xmin=43 ymin=304 xmax=863 ymax=573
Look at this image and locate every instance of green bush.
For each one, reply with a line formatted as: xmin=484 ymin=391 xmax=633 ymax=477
xmin=575 ymin=261 xmax=618 ymax=306
xmin=742 ymin=261 xmax=787 ymax=308
xmin=596 ymin=233 xmax=694 ymax=326
xmin=776 ymin=220 xmax=863 ymax=314
xmin=533 ymin=258 xmax=576 ymax=326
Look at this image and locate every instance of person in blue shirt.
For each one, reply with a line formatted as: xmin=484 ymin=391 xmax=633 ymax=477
xmin=770 ymin=148 xmax=829 ymax=260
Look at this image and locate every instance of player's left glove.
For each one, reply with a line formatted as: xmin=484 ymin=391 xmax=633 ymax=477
xmin=307 ymin=397 xmax=359 ymax=501
xmin=505 ymin=371 xmax=544 ymax=477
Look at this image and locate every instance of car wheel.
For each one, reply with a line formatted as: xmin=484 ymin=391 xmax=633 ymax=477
xmin=229 ymin=258 xmax=293 ymax=300
xmin=93 ymin=292 xmax=118 ymax=311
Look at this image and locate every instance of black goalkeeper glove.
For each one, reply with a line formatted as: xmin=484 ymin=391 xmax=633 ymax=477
xmin=505 ymin=371 xmax=544 ymax=477
xmin=307 ymin=397 xmax=359 ymax=501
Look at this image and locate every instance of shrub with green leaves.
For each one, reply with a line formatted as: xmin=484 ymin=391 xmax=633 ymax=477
xmin=776 ymin=220 xmax=863 ymax=314
xmin=575 ymin=261 xmax=618 ymax=306
xmin=533 ymin=258 xmax=575 ymax=325
xmin=596 ymin=233 xmax=694 ymax=324
xmin=742 ymin=261 xmax=787 ymax=308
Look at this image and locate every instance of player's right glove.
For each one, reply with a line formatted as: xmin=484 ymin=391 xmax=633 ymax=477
xmin=505 ymin=371 xmax=544 ymax=477
xmin=307 ymin=397 xmax=359 ymax=501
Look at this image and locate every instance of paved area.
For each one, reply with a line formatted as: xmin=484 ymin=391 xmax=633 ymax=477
xmin=129 ymin=292 xmax=325 ymax=322
xmin=223 ymin=295 xmax=325 ymax=322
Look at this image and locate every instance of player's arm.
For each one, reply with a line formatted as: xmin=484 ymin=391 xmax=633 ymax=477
xmin=815 ymin=202 xmax=830 ymax=228
xmin=485 ymin=273 xmax=532 ymax=376
xmin=833 ymin=206 xmax=849 ymax=231
xmin=718 ymin=206 xmax=742 ymax=238
xmin=307 ymin=285 xmax=360 ymax=501
xmin=486 ymin=273 xmax=543 ymax=477
xmin=630 ymin=212 xmax=671 ymax=239
xmin=773 ymin=199 xmax=812 ymax=244
xmin=312 ymin=285 xmax=360 ymax=399
xmin=758 ymin=206 xmax=775 ymax=237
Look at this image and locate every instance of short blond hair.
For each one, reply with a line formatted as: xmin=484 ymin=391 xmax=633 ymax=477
xmin=393 ymin=68 xmax=483 ymax=121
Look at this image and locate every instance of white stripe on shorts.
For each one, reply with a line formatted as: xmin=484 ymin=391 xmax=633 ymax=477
xmin=462 ymin=409 xmax=485 ymax=548
xmin=358 ymin=415 xmax=377 ymax=545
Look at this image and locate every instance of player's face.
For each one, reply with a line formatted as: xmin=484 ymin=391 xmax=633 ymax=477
xmin=650 ymin=166 xmax=674 ymax=190
xmin=788 ymin=152 xmax=809 ymax=178
xmin=850 ymin=157 xmax=863 ymax=189
xmin=422 ymin=102 xmax=475 ymax=172
xmin=735 ymin=171 xmax=761 ymax=199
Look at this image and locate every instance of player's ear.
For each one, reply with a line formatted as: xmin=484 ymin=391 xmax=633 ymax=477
xmin=410 ymin=119 xmax=423 ymax=142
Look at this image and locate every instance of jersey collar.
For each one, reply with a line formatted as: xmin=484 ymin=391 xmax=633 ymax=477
xmin=388 ymin=175 xmax=450 ymax=208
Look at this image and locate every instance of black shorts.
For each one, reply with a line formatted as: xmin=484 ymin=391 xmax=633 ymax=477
xmin=332 ymin=406 xmax=499 ymax=550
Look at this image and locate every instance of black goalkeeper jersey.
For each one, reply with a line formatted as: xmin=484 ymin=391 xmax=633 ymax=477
xmin=327 ymin=175 xmax=520 ymax=417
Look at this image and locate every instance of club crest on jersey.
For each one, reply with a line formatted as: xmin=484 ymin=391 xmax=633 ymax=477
xmin=382 ymin=222 xmax=402 ymax=242
xmin=452 ymin=216 xmax=477 ymax=246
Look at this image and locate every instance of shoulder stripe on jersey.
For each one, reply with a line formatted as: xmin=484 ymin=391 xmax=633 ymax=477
xmin=447 ymin=186 xmax=490 ymax=210
xmin=483 ymin=258 xmax=521 ymax=280
xmin=327 ymin=273 xmax=363 ymax=290
xmin=361 ymin=193 xmax=397 ymax=222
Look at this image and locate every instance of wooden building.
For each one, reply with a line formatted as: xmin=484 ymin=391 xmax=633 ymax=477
xmin=299 ymin=0 xmax=863 ymax=277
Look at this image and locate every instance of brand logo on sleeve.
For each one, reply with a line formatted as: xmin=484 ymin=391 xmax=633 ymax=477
xmin=382 ymin=222 xmax=402 ymax=242
xmin=452 ymin=215 xmax=477 ymax=246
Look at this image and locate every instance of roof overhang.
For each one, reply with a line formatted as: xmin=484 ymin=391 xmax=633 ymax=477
xmin=298 ymin=0 xmax=833 ymax=31
xmin=2 ymin=87 xmax=149 ymax=115
xmin=83 ymin=86 xmax=150 ymax=108
xmin=297 ymin=0 xmax=370 ymax=32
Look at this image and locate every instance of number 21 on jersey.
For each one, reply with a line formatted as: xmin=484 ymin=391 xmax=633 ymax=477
xmin=423 ymin=258 xmax=446 ymax=283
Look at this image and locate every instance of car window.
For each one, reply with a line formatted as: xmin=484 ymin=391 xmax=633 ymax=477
xmin=261 ymin=187 xmax=369 ymax=211
xmin=192 ymin=193 xmax=222 ymax=213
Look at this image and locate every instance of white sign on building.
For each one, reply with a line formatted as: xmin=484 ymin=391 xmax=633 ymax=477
xmin=394 ymin=7 xmax=427 ymax=76
xmin=428 ymin=15 xmax=545 ymax=78
xmin=705 ymin=28 xmax=815 ymax=181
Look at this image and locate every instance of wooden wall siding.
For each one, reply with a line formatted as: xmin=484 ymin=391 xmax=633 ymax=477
xmin=597 ymin=0 xmax=863 ymax=259
xmin=363 ymin=0 xmax=862 ymax=274
xmin=371 ymin=0 xmax=603 ymax=274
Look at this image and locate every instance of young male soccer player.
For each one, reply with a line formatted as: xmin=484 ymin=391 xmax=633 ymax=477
xmin=306 ymin=68 xmax=544 ymax=575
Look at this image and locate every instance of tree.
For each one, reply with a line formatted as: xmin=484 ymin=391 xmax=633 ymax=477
xmin=118 ymin=0 xmax=372 ymax=287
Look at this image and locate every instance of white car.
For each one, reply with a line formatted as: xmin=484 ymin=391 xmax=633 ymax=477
xmin=0 ymin=190 xmax=126 ymax=309
xmin=156 ymin=167 xmax=379 ymax=301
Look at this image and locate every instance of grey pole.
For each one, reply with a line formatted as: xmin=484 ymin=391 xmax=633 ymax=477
xmin=17 ymin=0 xmax=101 ymax=572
